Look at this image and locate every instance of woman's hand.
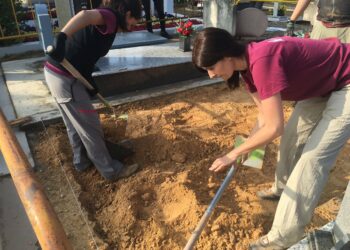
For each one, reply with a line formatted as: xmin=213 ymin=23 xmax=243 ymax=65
xmin=209 ymin=153 xmax=238 ymax=172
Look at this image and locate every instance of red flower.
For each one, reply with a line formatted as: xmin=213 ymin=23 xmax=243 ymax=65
xmin=185 ymin=21 xmax=193 ymax=28
xmin=177 ymin=20 xmax=194 ymax=37
xmin=183 ymin=30 xmax=190 ymax=36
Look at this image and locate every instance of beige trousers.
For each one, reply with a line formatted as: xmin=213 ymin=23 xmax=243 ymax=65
xmin=267 ymin=85 xmax=350 ymax=247
xmin=311 ymin=19 xmax=350 ymax=43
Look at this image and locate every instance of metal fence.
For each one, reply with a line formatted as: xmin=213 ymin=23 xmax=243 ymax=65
xmin=0 ymin=0 xmax=297 ymax=44
xmin=0 ymin=0 xmax=57 ymax=43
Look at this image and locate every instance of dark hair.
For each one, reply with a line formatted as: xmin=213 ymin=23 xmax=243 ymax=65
xmin=101 ymin=0 xmax=142 ymax=31
xmin=192 ymin=27 xmax=246 ymax=89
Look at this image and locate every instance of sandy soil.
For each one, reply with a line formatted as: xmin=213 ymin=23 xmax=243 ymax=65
xmin=30 ymin=83 xmax=350 ymax=250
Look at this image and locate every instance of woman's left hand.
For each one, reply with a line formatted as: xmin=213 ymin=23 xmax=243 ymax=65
xmin=209 ymin=154 xmax=237 ymax=172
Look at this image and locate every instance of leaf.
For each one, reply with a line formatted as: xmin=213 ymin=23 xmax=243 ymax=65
xmin=118 ymin=114 xmax=128 ymax=120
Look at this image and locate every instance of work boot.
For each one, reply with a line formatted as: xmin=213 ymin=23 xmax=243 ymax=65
xmin=74 ymin=162 xmax=92 ymax=172
xmin=117 ymin=163 xmax=139 ymax=179
xmin=249 ymin=235 xmax=286 ymax=250
xmin=74 ymin=155 xmax=92 ymax=172
xmin=256 ymin=188 xmax=281 ymax=201
xmin=104 ymin=163 xmax=139 ymax=181
xmin=146 ymin=22 xmax=153 ymax=33
xmin=105 ymin=140 xmax=135 ymax=162
xmin=101 ymin=158 xmax=138 ymax=180
xmin=160 ymin=30 xmax=171 ymax=39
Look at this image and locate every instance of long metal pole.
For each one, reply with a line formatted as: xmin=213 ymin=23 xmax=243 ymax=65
xmin=184 ymin=165 xmax=236 ymax=250
xmin=0 ymin=108 xmax=73 ymax=250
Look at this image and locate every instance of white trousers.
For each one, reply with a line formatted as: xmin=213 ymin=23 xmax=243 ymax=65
xmin=268 ymin=85 xmax=350 ymax=247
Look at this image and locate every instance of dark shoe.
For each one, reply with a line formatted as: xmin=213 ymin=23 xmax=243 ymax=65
xmin=117 ymin=163 xmax=139 ymax=179
xmin=74 ymin=158 xmax=92 ymax=172
xmin=146 ymin=23 xmax=153 ymax=33
xmin=256 ymin=188 xmax=281 ymax=200
xmin=249 ymin=235 xmax=285 ymax=250
xmin=106 ymin=140 xmax=135 ymax=161
xmin=74 ymin=163 xmax=92 ymax=172
xmin=104 ymin=163 xmax=139 ymax=181
xmin=160 ymin=30 xmax=171 ymax=39
xmin=165 ymin=13 xmax=174 ymax=18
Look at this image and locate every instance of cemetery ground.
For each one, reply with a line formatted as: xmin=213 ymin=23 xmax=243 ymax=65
xmin=28 ymin=83 xmax=350 ymax=250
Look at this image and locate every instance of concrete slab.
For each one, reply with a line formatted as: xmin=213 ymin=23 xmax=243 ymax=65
xmin=0 ymin=176 xmax=37 ymax=250
xmin=0 ymin=65 xmax=35 ymax=176
xmin=1 ymin=58 xmax=56 ymax=118
xmin=0 ymin=41 xmax=41 ymax=58
xmin=0 ymin=30 xmax=168 ymax=58
xmin=2 ymin=42 xmax=199 ymax=117
xmin=0 ymin=69 xmax=16 ymax=121
xmin=95 ymin=42 xmax=192 ymax=76
xmin=94 ymin=43 xmax=204 ymax=97
xmin=2 ymin=42 xmax=204 ymax=123
xmin=0 ymin=69 xmax=14 ymax=176
xmin=111 ymin=31 xmax=167 ymax=49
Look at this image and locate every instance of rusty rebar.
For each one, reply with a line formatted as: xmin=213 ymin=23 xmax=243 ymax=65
xmin=0 ymin=108 xmax=73 ymax=250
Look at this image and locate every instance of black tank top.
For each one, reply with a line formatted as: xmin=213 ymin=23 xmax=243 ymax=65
xmin=47 ymin=8 xmax=118 ymax=87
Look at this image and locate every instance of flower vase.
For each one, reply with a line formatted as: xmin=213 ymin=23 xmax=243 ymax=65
xmin=179 ymin=36 xmax=191 ymax=52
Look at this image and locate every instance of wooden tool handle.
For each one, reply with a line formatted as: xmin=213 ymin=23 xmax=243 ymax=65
xmin=46 ymin=45 xmax=112 ymax=109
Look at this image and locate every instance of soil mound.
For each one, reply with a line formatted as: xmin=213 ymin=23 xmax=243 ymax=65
xmin=32 ymin=84 xmax=350 ymax=249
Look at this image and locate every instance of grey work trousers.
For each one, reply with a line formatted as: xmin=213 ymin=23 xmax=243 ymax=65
xmin=268 ymin=85 xmax=350 ymax=247
xmin=44 ymin=67 xmax=122 ymax=180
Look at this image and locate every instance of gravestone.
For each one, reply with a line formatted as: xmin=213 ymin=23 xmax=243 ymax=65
xmin=34 ymin=4 xmax=53 ymax=53
xmin=203 ymin=1 xmax=267 ymax=39
xmin=54 ymin=0 xmax=74 ymax=28
xmin=203 ymin=0 xmax=234 ymax=33
xmin=164 ymin=0 xmax=174 ymax=14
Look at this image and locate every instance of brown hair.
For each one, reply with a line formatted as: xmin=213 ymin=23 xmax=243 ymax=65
xmin=192 ymin=27 xmax=246 ymax=89
xmin=101 ymin=0 xmax=142 ymax=31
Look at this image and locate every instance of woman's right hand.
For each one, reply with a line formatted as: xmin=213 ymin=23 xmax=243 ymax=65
xmin=48 ymin=32 xmax=67 ymax=62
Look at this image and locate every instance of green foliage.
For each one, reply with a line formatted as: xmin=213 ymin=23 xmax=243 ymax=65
xmin=174 ymin=0 xmax=187 ymax=4
xmin=277 ymin=4 xmax=286 ymax=16
xmin=0 ymin=0 xmax=25 ymax=45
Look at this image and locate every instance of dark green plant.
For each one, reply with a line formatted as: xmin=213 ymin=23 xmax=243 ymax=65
xmin=174 ymin=0 xmax=187 ymax=4
xmin=0 ymin=0 xmax=25 ymax=46
xmin=277 ymin=4 xmax=286 ymax=16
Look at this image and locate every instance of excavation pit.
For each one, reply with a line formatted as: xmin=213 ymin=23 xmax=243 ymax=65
xmin=29 ymin=83 xmax=350 ymax=250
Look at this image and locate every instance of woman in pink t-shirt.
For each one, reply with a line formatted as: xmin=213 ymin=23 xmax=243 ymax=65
xmin=192 ymin=27 xmax=350 ymax=249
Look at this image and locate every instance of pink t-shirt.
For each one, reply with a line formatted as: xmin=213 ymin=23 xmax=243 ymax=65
xmin=241 ymin=36 xmax=350 ymax=101
xmin=95 ymin=8 xmax=117 ymax=35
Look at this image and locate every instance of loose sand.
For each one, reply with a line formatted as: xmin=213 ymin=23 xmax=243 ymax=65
xmin=30 ymin=83 xmax=350 ymax=250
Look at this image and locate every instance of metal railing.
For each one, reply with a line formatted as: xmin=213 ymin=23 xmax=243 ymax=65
xmin=0 ymin=0 xmax=56 ymax=43
xmin=0 ymin=108 xmax=72 ymax=250
xmin=0 ymin=0 xmax=298 ymax=44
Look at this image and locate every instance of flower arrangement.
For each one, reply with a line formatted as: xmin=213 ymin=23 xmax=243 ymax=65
xmin=177 ymin=20 xmax=194 ymax=37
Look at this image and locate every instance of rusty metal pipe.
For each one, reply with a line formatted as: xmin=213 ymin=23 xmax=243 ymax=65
xmin=0 ymin=108 xmax=72 ymax=250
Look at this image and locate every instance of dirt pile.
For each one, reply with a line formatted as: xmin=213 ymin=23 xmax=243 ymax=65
xmin=32 ymin=83 xmax=350 ymax=249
